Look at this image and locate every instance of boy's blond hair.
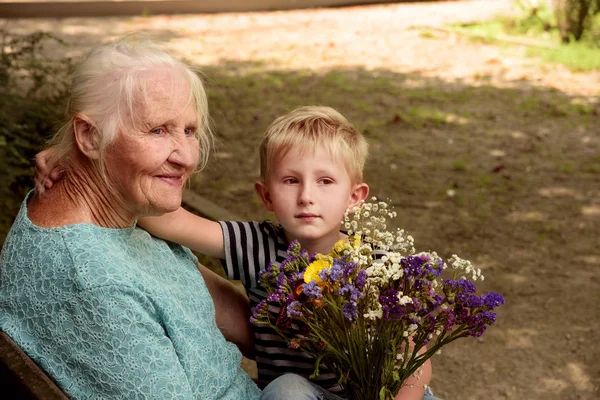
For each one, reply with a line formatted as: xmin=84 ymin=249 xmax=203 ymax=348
xmin=259 ymin=106 xmax=368 ymax=184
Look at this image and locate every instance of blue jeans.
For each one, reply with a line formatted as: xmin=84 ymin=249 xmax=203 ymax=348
xmin=260 ymin=374 xmax=439 ymax=400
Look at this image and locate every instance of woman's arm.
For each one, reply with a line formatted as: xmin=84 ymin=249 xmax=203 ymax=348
xmin=139 ymin=208 xmax=226 ymax=259
xmin=46 ymin=286 xmax=197 ymax=399
xmin=198 ymin=263 xmax=255 ymax=359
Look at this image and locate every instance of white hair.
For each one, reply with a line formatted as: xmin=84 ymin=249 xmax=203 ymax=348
xmin=48 ymin=36 xmax=213 ymax=175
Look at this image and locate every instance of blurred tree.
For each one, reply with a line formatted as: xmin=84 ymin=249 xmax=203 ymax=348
xmin=552 ymin=0 xmax=599 ymax=42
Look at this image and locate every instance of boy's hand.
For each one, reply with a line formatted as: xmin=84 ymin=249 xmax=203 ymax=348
xmin=34 ymin=148 xmax=63 ymax=194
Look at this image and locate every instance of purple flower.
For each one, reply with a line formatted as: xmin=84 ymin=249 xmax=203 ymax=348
xmin=433 ymin=258 xmax=444 ymax=277
xmin=468 ymin=311 xmax=497 ymax=337
xmin=287 ymin=301 xmax=303 ymax=318
xmin=438 ymin=309 xmax=456 ymax=331
xmin=267 ymin=292 xmax=284 ymax=302
xmin=290 ymin=271 xmax=305 ymax=285
xmin=280 ymin=256 xmax=298 ymax=273
xmin=277 ymin=272 xmax=287 ymax=287
xmin=342 ymin=301 xmax=358 ymax=321
xmin=401 ymin=255 xmax=431 ymax=277
xmin=422 ymin=314 xmax=436 ymax=341
xmin=303 ymin=281 xmax=323 ymax=299
xmin=379 ymin=290 xmax=408 ymax=320
xmin=287 ymin=240 xmax=302 ymax=256
xmin=456 ymin=293 xmax=484 ymax=308
xmin=443 ymin=279 xmax=477 ymax=294
xmin=329 ymin=262 xmax=344 ymax=282
xmin=258 ymin=269 xmax=269 ymax=284
xmin=318 ymin=269 xmax=329 ymax=281
xmin=340 ymin=283 xmax=363 ymax=302
xmin=355 ymin=269 xmax=367 ymax=289
xmin=267 ymin=261 xmax=281 ymax=277
xmin=250 ymin=300 xmax=270 ymax=324
xmin=483 ymin=292 xmax=505 ymax=310
xmin=343 ymin=261 xmax=358 ymax=278
xmin=431 ymin=294 xmax=443 ymax=307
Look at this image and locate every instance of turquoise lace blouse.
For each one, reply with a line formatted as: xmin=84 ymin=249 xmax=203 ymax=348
xmin=0 ymin=192 xmax=261 ymax=399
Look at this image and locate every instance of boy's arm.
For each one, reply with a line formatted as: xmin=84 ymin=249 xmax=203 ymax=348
xmin=395 ymin=347 xmax=432 ymax=400
xmin=139 ymin=207 xmax=225 ymax=259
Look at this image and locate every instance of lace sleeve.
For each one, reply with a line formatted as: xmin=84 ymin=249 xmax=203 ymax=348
xmin=44 ymin=284 xmax=194 ymax=399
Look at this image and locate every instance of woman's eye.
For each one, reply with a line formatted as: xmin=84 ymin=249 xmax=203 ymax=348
xmin=151 ymin=128 xmax=164 ymax=135
xmin=184 ymin=128 xmax=196 ymax=136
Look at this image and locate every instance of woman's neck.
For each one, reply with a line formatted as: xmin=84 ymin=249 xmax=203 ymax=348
xmin=28 ymin=162 xmax=135 ymax=229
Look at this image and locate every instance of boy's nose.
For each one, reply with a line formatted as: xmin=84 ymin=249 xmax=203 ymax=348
xmin=298 ymin=184 xmax=314 ymax=206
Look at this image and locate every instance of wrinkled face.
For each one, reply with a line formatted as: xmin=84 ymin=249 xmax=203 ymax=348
xmin=261 ymin=147 xmax=357 ymax=250
xmin=104 ymin=69 xmax=200 ymax=218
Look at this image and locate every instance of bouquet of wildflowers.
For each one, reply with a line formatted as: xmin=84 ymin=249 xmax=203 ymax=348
xmin=252 ymin=198 xmax=504 ymax=400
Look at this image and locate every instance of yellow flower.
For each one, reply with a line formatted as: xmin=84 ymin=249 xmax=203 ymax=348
xmin=349 ymin=234 xmax=361 ymax=248
xmin=331 ymin=239 xmax=351 ymax=258
xmin=304 ymin=257 xmax=332 ymax=283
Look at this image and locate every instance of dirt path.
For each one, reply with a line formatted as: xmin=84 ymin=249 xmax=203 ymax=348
xmin=3 ymin=1 xmax=599 ymax=399
xmin=3 ymin=0 xmax=598 ymax=96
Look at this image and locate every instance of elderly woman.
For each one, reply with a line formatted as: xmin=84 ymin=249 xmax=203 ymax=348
xmin=0 ymin=38 xmax=294 ymax=399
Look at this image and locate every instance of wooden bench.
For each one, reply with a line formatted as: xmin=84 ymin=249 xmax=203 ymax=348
xmin=0 ymin=331 xmax=68 ymax=400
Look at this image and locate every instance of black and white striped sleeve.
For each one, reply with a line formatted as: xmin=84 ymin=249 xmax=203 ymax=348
xmin=218 ymin=221 xmax=277 ymax=289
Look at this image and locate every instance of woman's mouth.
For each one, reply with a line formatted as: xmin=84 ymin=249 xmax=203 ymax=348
xmin=156 ymin=174 xmax=183 ymax=187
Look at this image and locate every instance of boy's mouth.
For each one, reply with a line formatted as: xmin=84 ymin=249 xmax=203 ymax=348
xmin=296 ymin=213 xmax=319 ymax=221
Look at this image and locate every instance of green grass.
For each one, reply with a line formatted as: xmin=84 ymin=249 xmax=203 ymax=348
xmin=450 ymin=10 xmax=600 ymax=71
xmin=452 ymin=160 xmax=469 ymax=172
xmin=527 ymin=42 xmax=600 ymax=71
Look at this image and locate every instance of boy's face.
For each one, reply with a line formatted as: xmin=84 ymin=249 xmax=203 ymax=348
xmin=255 ymin=147 xmax=368 ymax=253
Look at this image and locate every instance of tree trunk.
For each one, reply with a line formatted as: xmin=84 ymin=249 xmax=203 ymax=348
xmin=553 ymin=0 xmax=593 ymax=42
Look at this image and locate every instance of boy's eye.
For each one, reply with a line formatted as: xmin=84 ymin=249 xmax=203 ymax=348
xmin=319 ymin=178 xmax=334 ymax=185
xmin=283 ymin=178 xmax=299 ymax=184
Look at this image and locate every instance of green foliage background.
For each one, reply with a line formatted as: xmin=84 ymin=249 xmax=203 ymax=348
xmin=0 ymin=32 xmax=71 ymax=243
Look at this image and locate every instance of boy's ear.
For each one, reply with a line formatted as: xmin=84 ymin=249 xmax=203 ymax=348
xmin=255 ymin=180 xmax=275 ymax=212
xmin=349 ymin=183 xmax=369 ymax=208
xmin=73 ymin=114 xmax=100 ymax=159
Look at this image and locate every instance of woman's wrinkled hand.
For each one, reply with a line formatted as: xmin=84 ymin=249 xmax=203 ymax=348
xmin=34 ymin=148 xmax=63 ymax=195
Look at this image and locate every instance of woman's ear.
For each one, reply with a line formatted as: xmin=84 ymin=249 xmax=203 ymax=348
xmin=349 ymin=183 xmax=369 ymax=208
xmin=255 ymin=180 xmax=275 ymax=212
xmin=73 ymin=114 xmax=100 ymax=159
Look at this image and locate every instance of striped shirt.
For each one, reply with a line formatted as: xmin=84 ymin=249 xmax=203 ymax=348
xmin=219 ymin=220 xmax=344 ymax=394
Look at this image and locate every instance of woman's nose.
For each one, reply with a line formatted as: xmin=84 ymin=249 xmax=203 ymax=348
xmin=168 ymin=134 xmax=199 ymax=170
